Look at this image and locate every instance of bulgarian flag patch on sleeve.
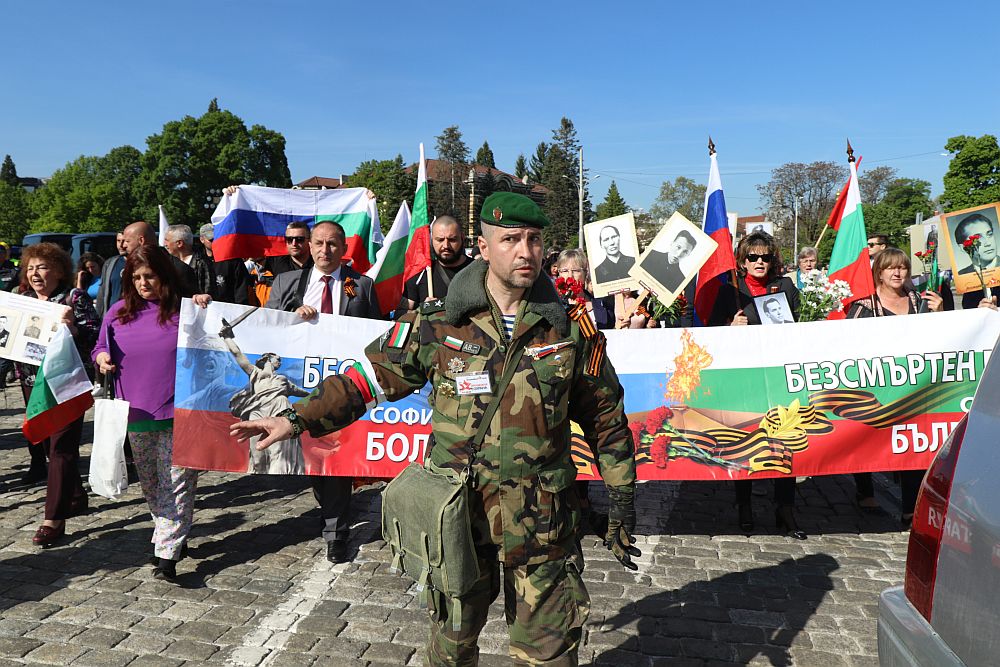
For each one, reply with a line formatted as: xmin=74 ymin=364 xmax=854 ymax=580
xmin=384 ymin=321 xmax=412 ymax=349
xmin=343 ymin=361 xmax=382 ymax=410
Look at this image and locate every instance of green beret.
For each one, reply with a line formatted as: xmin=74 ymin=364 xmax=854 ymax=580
xmin=480 ymin=192 xmax=549 ymax=229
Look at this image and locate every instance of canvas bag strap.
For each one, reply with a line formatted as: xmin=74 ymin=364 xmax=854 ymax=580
xmin=469 ymin=344 xmax=525 ymax=453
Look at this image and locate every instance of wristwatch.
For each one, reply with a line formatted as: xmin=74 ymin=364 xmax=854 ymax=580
xmin=278 ymin=408 xmax=305 ymax=438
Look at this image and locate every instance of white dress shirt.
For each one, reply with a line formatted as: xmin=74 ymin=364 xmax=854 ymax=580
xmin=303 ymin=265 xmax=343 ymax=314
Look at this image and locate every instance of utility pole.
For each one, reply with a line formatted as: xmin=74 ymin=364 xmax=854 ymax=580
xmin=578 ymin=147 xmax=584 ymax=250
xmin=793 ymin=195 xmax=801 ymax=258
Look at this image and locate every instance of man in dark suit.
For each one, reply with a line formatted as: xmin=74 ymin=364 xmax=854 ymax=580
xmin=761 ymin=297 xmax=793 ymax=324
xmin=120 ymin=221 xmax=200 ymax=298
xmin=265 ymin=220 xmax=381 ymax=563
xmin=954 ymin=214 xmax=999 ymax=275
xmin=0 ymin=315 xmax=10 ymax=348
xmin=593 ymin=224 xmax=635 ymax=284
xmin=641 ymin=229 xmax=696 ymax=294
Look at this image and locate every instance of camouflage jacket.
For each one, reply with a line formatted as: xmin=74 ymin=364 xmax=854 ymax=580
xmin=295 ymin=260 xmax=636 ymax=566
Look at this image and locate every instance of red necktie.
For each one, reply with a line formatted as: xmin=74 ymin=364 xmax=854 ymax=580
xmin=320 ymin=275 xmax=333 ymax=314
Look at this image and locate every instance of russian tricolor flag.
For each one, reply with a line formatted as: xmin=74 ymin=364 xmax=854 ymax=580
xmin=694 ymin=152 xmax=737 ymax=324
xmin=210 ymin=185 xmax=384 ymax=272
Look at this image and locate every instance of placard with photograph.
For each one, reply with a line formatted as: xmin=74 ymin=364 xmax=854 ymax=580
xmin=742 ymin=220 xmax=774 ymax=237
xmin=940 ymin=202 xmax=1000 ymax=294
xmin=628 ymin=212 xmax=718 ymax=305
xmin=909 ymin=220 xmax=951 ymax=273
xmin=584 ymin=212 xmax=642 ymax=297
xmin=753 ymin=292 xmax=794 ymax=325
xmin=0 ymin=291 xmax=68 ymax=365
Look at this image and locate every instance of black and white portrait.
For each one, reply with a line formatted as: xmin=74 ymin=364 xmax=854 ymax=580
xmin=0 ymin=308 xmax=20 ymax=352
xmin=630 ymin=212 xmax=717 ymax=302
xmin=584 ymin=213 xmax=641 ymax=297
xmin=753 ymin=292 xmax=793 ymax=325
xmin=23 ymin=315 xmax=42 ymax=340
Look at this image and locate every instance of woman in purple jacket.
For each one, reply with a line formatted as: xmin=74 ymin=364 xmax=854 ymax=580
xmin=93 ymin=245 xmax=195 ymax=582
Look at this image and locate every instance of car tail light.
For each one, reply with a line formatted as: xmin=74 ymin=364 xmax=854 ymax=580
xmin=904 ymin=414 xmax=968 ymax=621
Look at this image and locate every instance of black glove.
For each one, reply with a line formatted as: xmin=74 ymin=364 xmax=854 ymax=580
xmin=604 ymin=484 xmax=641 ymax=570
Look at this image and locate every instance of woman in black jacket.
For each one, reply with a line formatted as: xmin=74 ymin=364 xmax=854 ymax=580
xmin=710 ymin=231 xmax=805 ymax=539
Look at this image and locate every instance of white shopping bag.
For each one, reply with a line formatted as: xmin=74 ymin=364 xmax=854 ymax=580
xmin=88 ymin=397 xmax=130 ymax=499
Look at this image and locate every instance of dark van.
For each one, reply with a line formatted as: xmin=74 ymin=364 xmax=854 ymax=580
xmin=22 ymin=232 xmax=118 ymax=264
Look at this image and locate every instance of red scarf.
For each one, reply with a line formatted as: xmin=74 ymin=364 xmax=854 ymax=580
xmin=744 ymin=273 xmax=769 ymax=297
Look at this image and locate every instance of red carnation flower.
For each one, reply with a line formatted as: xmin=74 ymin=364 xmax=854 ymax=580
xmin=651 ymin=435 xmax=670 ymax=468
xmin=628 ymin=421 xmax=644 ymax=444
xmin=645 ymin=405 xmax=672 ymax=435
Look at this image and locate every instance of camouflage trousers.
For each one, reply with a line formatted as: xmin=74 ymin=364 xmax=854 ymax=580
xmin=426 ymin=550 xmax=590 ymax=666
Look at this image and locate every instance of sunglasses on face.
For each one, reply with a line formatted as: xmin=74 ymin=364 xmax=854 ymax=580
xmin=285 ymin=236 xmax=307 ymax=244
xmin=867 ymin=242 xmax=884 ymax=248
xmin=746 ymin=253 xmax=774 ymax=263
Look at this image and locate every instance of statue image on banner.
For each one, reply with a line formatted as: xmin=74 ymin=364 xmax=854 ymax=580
xmin=220 ymin=325 xmax=310 ymax=474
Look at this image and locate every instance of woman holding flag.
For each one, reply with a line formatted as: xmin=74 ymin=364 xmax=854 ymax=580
xmin=16 ymin=243 xmax=99 ymax=546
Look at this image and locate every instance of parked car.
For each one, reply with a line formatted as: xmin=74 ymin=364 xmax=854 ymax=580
xmin=22 ymin=232 xmax=118 ymax=264
xmin=878 ymin=336 xmax=1000 ymax=665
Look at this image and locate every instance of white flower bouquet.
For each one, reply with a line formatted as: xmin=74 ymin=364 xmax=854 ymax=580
xmin=797 ymin=269 xmax=853 ymax=322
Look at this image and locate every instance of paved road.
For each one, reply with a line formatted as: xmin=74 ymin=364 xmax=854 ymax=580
xmin=0 ymin=389 xmax=908 ymax=666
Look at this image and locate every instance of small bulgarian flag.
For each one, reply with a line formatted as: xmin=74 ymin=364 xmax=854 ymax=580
xmin=827 ymin=148 xmax=875 ymax=320
xmin=366 ymin=201 xmax=411 ymax=316
xmin=403 ymin=144 xmax=433 ymax=283
xmin=22 ymin=325 xmax=95 ymax=444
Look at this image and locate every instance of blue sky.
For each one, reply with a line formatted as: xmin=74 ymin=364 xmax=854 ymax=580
xmin=2 ymin=1 xmax=997 ymax=216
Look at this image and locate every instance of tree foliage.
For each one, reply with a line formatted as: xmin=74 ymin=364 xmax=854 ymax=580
xmin=528 ymin=142 xmax=547 ymax=183
xmin=540 ymin=143 xmax=578 ymax=249
xmin=858 ymin=165 xmax=898 ymax=205
xmin=431 ymin=126 xmax=470 ymax=218
xmin=136 ymin=100 xmax=291 ymax=227
xmin=514 ymin=154 xmax=527 ymax=180
xmin=345 ymin=155 xmax=417 ymax=233
xmin=595 ymin=181 xmax=629 ymax=220
xmin=30 ymin=146 xmax=144 ymax=234
xmin=650 ymin=176 xmax=706 ymax=223
xmin=475 ymin=141 xmax=496 ymax=169
xmin=861 ymin=178 xmax=933 ymax=250
xmin=756 ymin=161 xmax=847 ymax=248
xmin=0 ymin=181 xmax=33 ymax=242
xmin=941 ymin=134 xmax=1000 ymax=211
xmin=0 ymin=155 xmax=17 ymax=186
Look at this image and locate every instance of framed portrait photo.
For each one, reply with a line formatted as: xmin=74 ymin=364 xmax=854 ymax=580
xmin=585 ymin=212 xmax=641 ymax=297
xmin=628 ymin=212 xmax=718 ymax=305
xmin=940 ymin=202 xmax=1000 ymax=294
xmin=753 ymin=292 xmax=793 ymax=325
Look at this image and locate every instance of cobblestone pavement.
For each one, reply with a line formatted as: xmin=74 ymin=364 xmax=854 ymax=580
xmin=0 ymin=388 xmax=909 ymax=666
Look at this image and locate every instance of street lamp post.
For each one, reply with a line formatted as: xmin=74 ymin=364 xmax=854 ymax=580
xmin=793 ymin=195 xmax=801 ymax=258
xmin=577 ymin=147 xmax=584 ymax=250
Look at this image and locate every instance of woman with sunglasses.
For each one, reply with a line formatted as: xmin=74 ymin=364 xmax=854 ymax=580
xmin=710 ymin=231 xmax=805 ymax=539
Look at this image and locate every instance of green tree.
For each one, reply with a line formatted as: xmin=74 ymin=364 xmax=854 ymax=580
xmin=650 ymin=176 xmax=706 ymax=222
xmin=136 ymin=100 xmax=291 ymax=227
xmin=540 ymin=144 xmax=578 ymax=249
xmin=345 ymin=154 xmax=417 ymax=233
xmin=475 ymin=141 xmax=496 ymax=169
xmin=528 ymin=142 xmax=548 ymax=183
xmin=0 ymin=155 xmax=17 ymax=186
xmin=941 ymin=134 xmax=1000 ymax=211
xmin=0 ymin=181 xmax=33 ymax=241
xmin=433 ymin=125 xmax=470 ymax=217
xmin=550 ymin=118 xmax=592 ymax=223
xmin=30 ymin=148 xmax=144 ymax=234
xmin=860 ymin=177 xmax=934 ymax=252
xmin=514 ymin=154 xmax=527 ymax=181
xmin=595 ymin=181 xmax=629 ymax=220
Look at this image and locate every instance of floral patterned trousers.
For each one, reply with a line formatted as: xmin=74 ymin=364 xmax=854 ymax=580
xmin=130 ymin=429 xmax=198 ymax=560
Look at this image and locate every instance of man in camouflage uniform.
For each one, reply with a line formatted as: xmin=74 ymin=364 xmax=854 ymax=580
xmin=232 ymin=192 xmax=640 ymax=666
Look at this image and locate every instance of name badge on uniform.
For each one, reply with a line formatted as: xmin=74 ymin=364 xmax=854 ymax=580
xmin=455 ymin=371 xmax=492 ymax=395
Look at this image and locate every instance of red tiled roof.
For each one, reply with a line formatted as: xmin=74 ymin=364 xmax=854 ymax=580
xmin=408 ymin=159 xmax=549 ymax=195
xmin=296 ymin=176 xmax=342 ymax=189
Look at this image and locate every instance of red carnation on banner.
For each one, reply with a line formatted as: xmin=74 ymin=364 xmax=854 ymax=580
xmin=644 ymin=406 xmax=674 ymax=435
xmin=628 ymin=421 xmax=644 ymax=445
xmin=651 ymin=435 xmax=671 ymax=469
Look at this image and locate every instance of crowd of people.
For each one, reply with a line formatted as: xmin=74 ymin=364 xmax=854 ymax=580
xmin=2 ymin=189 xmax=996 ymax=663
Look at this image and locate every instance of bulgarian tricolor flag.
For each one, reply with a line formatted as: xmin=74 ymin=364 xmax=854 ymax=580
xmin=365 ymin=201 xmax=412 ymax=316
xmin=22 ymin=326 xmax=94 ymax=444
xmin=826 ymin=154 xmax=875 ymax=320
xmin=403 ymin=143 xmax=432 ymax=283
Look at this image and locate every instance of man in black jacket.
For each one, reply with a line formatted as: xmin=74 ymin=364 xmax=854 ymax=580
xmin=121 ymin=221 xmax=199 ymax=297
xmin=165 ymin=224 xmax=216 ymax=298
xmin=199 ymin=224 xmax=252 ymax=304
xmin=397 ymin=215 xmax=472 ymax=311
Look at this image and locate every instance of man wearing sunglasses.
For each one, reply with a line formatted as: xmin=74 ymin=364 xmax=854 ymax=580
xmin=867 ymin=234 xmax=888 ymax=261
xmin=266 ymin=222 xmax=315 ymax=276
